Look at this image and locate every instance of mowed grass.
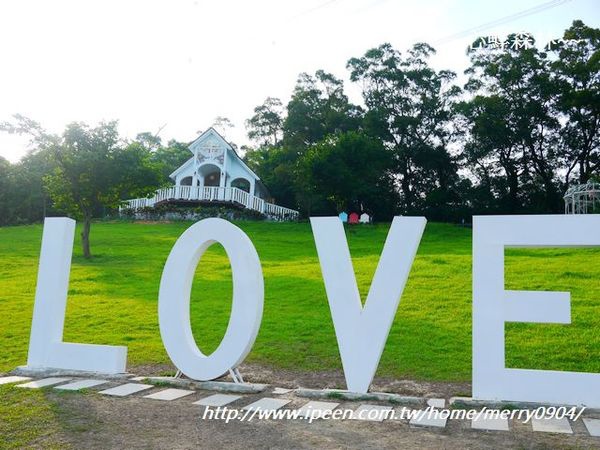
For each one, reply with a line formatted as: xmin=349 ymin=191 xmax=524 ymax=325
xmin=1 ymin=219 xmax=600 ymax=382
xmin=0 ymin=384 xmax=67 ymax=449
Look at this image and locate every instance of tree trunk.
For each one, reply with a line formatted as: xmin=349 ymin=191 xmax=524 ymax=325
xmin=81 ymin=216 xmax=92 ymax=259
xmin=506 ymin=169 xmax=520 ymax=213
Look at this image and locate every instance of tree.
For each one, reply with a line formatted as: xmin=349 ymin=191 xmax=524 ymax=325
xmin=243 ymin=145 xmax=298 ymax=209
xmin=0 ymin=153 xmax=59 ymax=225
xmin=11 ymin=149 xmax=57 ymax=223
xmin=135 ymin=131 xmax=162 ymax=152
xmin=348 ymin=43 xmax=461 ymax=214
xmin=0 ymin=156 xmax=13 ymax=225
xmin=6 ymin=119 xmax=165 ymax=258
xmin=551 ymin=20 xmax=600 ymax=185
xmin=456 ymin=92 xmax=529 ymax=213
xmin=212 ymin=116 xmax=234 ymax=138
xmin=246 ymin=97 xmax=284 ymax=147
xmin=0 ymin=115 xmax=59 ymax=224
xmin=283 ymin=70 xmax=362 ymax=152
xmin=243 ymin=71 xmax=362 ymax=214
xmin=298 ymin=131 xmax=398 ymax=219
xmin=144 ymin=138 xmax=191 ymax=182
xmin=459 ymin=33 xmax=562 ymax=212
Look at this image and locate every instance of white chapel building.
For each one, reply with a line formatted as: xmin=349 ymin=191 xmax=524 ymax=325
xmin=170 ymin=127 xmax=268 ymax=198
xmin=122 ymin=128 xmax=298 ymax=220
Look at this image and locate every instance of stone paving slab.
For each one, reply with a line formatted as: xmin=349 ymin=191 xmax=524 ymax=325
xmin=17 ymin=377 xmax=71 ymax=389
xmin=409 ymin=410 xmax=448 ymax=428
xmin=296 ymin=401 xmax=339 ymax=418
xmin=426 ymin=398 xmax=445 ymax=408
xmin=243 ymin=397 xmax=291 ymax=412
xmin=13 ymin=366 xmax=131 ymax=380
xmin=583 ymin=418 xmax=600 ymax=437
xmin=272 ymin=388 xmax=293 ymax=395
xmin=6 ymin=375 xmax=600 ymax=439
xmin=55 ymin=379 xmax=108 ymax=391
xmin=297 ymin=388 xmax=421 ymax=405
xmin=471 ymin=415 xmax=509 ymax=431
xmin=194 ymin=394 xmax=242 ymax=407
xmin=0 ymin=376 xmax=31 ymax=385
xmin=99 ymin=383 xmax=154 ymax=397
xmin=531 ymin=417 xmax=573 ymax=434
xmin=350 ymin=404 xmax=393 ymax=422
xmin=145 ymin=376 xmax=267 ymax=393
xmin=144 ymin=388 xmax=195 ymax=401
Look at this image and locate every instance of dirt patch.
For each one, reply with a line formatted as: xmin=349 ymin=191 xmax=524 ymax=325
xmin=44 ymin=387 xmax=600 ymax=450
xmin=130 ymin=362 xmax=472 ymax=399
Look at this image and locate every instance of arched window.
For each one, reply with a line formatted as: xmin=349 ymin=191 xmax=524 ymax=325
xmin=231 ymin=178 xmax=251 ymax=193
xmin=199 ymin=164 xmax=221 ymax=187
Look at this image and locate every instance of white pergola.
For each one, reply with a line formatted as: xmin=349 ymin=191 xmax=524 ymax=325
xmin=564 ymin=182 xmax=600 ymax=214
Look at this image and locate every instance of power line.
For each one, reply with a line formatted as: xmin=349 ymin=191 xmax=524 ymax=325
xmin=433 ymin=0 xmax=573 ymax=45
xmin=288 ymin=0 xmax=339 ymax=21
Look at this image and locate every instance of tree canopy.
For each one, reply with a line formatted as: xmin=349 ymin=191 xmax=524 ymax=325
xmin=1 ymin=118 xmax=163 ymax=257
xmin=242 ymin=20 xmax=600 ymax=221
xmin=0 ymin=20 xmax=599 ymax=230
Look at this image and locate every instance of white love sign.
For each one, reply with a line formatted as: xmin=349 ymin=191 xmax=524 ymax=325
xmin=473 ymin=215 xmax=600 ymax=407
xmin=27 ymin=218 xmax=127 ymax=373
xmin=158 ymin=218 xmax=263 ymax=381
xmin=310 ymin=216 xmax=425 ymax=393
xmin=21 ymin=214 xmax=600 ymax=407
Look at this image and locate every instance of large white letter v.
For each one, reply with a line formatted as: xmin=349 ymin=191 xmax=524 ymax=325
xmin=310 ymin=216 xmax=426 ymax=393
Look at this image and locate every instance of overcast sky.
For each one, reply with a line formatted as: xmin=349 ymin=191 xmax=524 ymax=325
xmin=0 ymin=0 xmax=598 ymax=162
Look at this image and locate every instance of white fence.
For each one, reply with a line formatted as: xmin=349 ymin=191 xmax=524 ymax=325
xmin=121 ymin=185 xmax=299 ymax=220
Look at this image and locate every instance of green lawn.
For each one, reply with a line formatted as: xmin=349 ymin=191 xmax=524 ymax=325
xmin=1 ymin=219 xmax=600 ymax=383
xmin=0 ymin=384 xmax=67 ymax=449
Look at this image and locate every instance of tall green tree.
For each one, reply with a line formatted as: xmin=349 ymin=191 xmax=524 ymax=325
xmin=455 ymin=94 xmax=525 ymax=212
xmin=0 ymin=156 xmax=13 ymax=225
xmin=246 ymin=97 xmax=284 ymax=147
xmin=459 ymin=33 xmax=562 ymax=212
xmin=298 ymin=131 xmax=398 ymax=219
xmin=551 ymin=20 xmax=600 ymax=185
xmin=211 ymin=116 xmax=234 ymax=138
xmin=0 ymin=115 xmax=58 ymax=224
xmin=2 ymin=116 xmax=164 ymax=256
xmin=138 ymin=135 xmax=191 ymax=182
xmin=10 ymin=150 xmax=56 ymax=222
xmin=134 ymin=131 xmax=162 ymax=152
xmin=283 ymin=70 xmax=362 ymax=152
xmin=244 ymin=71 xmax=362 ymax=213
xmin=243 ymin=145 xmax=298 ymax=209
xmin=347 ymin=43 xmax=461 ymax=215
xmin=43 ymin=121 xmax=163 ymax=257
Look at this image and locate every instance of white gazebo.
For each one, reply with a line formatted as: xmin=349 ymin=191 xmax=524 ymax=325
xmin=564 ymin=182 xmax=600 ymax=214
xmin=122 ymin=128 xmax=299 ymax=220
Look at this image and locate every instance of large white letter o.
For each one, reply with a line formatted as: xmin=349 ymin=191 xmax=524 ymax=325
xmin=158 ymin=218 xmax=263 ymax=380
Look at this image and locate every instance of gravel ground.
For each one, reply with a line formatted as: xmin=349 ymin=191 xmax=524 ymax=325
xmin=35 ymin=363 xmax=600 ymax=449
xmin=49 ymin=389 xmax=600 ymax=450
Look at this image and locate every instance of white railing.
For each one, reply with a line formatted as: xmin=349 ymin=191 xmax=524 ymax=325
xmin=121 ymin=185 xmax=299 ymax=220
